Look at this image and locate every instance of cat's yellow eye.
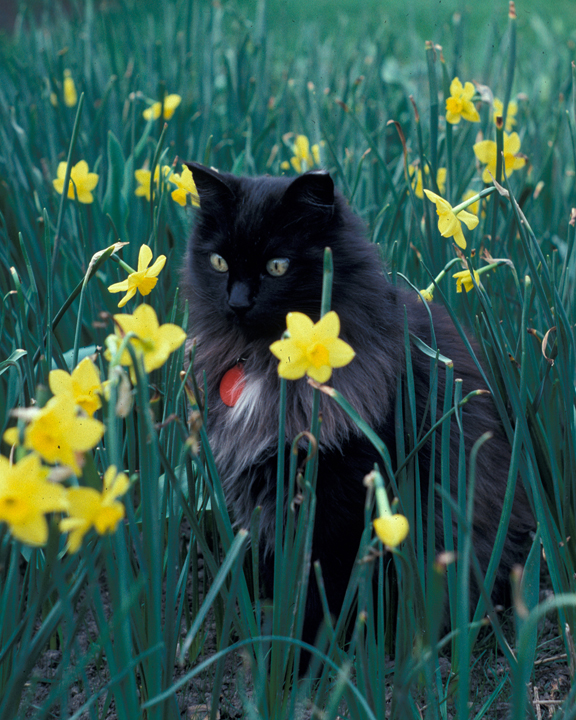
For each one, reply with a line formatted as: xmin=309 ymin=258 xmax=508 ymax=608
xmin=266 ymin=258 xmax=290 ymax=277
xmin=210 ymin=253 xmax=229 ymax=273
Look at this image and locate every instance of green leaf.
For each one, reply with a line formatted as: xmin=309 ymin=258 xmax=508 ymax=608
xmin=102 ymin=131 xmax=128 ymax=241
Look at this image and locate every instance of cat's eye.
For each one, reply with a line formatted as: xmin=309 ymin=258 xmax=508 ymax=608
xmin=210 ymin=253 xmax=229 ymax=273
xmin=266 ymin=258 xmax=290 ymax=277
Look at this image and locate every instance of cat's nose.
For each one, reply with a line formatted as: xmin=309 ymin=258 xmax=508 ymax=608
xmin=228 ymin=280 xmax=253 ymax=314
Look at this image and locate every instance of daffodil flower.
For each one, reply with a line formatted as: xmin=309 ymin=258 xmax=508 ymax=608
xmin=134 ymin=165 xmax=172 ymax=201
xmin=473 ymin=131 xmax=526 ymax=184
xmin=63 ymin=69 xmax=77 ymax=107
xmin=49 ymin=357 xmax=103 ymax=417
xmin=445 ymin=77 xmax=480 ymax=124
xmin=453 ymin=269 xmax=481 ymax=293
xmin=107 ymin=244 xmax=166 ymax=308
xmin=169 ymin=164 xmax=200 ymax=207
xmin=409 ymin=165 xmax=447 ymax=199
xmin=269 ymin=311 xmax=355 ymax=383
xmin=0 ymin=453 xmax=69 ymax=547
xmin=423 ymin=189 xmax=479 ymax=249
xmin=373 ymin=514 xmax=410 ymax=546
xmin=60 ymin=466 xmax=130 ymax=553
xmin=53 ymin=160 xmax=99 ymax=204
xmin=4 ymin=395 xmax=105 ymax=476
xmin=493 ymin=97 xmax=518 ymax=132
xmin=105 ymin=304 xmax=186 ymax=381
xmin=369 ymin=468 xmax=409 ymax=548
xmin=143 ymin=93 xmax=182 ymax=121
xmin=281 ymin=134 xmax=322 ymax=173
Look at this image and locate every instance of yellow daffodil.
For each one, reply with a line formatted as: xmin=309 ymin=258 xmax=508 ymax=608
xmin=63 ymin=69 xmax=77 ymax=107
xmin=105 ymin=304 xmax=186 ymax=381
xmin=409 ymin=165 xmax=447 ymax=199
xmin=53 ymin=160 xmax=99 ymax=204
xmin=369 ymin=468 xmax=409 ymax=548
xmin=473 ymin=131 xmax=526 ymax=184
xmin=419 ymin=288 xmax=434 ymax=303
xmin=281 ymin=134 xmax=322 ymax=173
xmin=107 ymin=244 xmax=166 ymax=308
xmin=373 ymin=514 xmax=410 ymax=547
xmin=134 ymin=165 xmax=172 ymax=201
xmin=49 ymin=357 xmax=103 ymax=417
xmin=445 ymin=77 xmax=480 ymax=125
xmin=60 ymin=466 xmax=129 ymax=552
xmin=453 ymin=268 xmax=481 ymax=293
xmin=143 ymin=93 xmax=182 ymax=121
xmin=0 ymin=453 xmax=69 ymax=546
xmin=493 ymin=97 xmax=518 ymax=132
xmin=269 ymin=311 xmax=355 ymax=383
xmin=423 ymin=189 xmax=479 ymax=250
xmin=170 ymin=164 xmax=200 ymax=207
xmin=4 ymin=395 xmax=104 ymax=476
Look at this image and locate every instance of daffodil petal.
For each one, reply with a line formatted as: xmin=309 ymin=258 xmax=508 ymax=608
xmin=456 ymin=209 xmax=479 ymax=231
xmin=473 ymin=140 xmax=496 ymax=165
xmin=286 ymin=312 xmax=315 ymax=340
xmin=138 ymin=244 xmax=153 ymax=271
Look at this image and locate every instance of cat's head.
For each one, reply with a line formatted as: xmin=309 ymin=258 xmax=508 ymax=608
xmin=184 ymin=162 xmax=356 ymax=342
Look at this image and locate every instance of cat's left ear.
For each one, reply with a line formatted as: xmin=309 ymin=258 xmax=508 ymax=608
xmin=283 ymin=170 xmax=334 ymax=208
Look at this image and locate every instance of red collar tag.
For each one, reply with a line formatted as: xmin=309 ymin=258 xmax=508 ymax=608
xmin=219 ymin=363 xmax=246 ymax=407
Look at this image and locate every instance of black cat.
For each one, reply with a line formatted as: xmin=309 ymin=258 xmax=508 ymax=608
xmin=181 ymin=162 xmax=534 ymax=651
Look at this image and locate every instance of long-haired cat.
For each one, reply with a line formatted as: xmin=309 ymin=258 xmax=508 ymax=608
xmin=181 ymin=162 xmax=534 ymax=651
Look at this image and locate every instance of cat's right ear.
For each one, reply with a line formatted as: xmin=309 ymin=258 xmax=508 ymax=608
xmin=184 ymin=162 xmax=236 ymax=207
xmin=282 ymin=170 xmax=335 ymax=208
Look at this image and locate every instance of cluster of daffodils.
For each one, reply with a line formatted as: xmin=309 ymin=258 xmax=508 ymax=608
xmin=0 ymin=357 xmax=125 ymax=550
xmin=1 ymin=246 xmax=185 ymax=551
xmin=269 ymin=310 xmax=408 ymax=549
xmin=53 ymin=160 xmax=199 ymax=208
xmin=281 ymin=134 xmax=323 ymax=173
xmin=134 ymin=163 xmax=200 ymax=207
xmin=414 ymin=76 xmax=527 ymax=300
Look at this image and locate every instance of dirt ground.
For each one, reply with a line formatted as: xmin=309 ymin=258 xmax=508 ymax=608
xmin=21 ymin=553 xmax=574 ymax=719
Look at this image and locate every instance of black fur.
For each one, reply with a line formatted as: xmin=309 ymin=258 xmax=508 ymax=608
xmin=182 ymin=163 xmax=534 ymax=648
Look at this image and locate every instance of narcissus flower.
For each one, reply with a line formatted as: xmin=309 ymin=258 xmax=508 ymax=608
xmin=3 ymin=395 xmax=104 ymax=476
xmin=373 ymin=514 xmax=410 ymax=547
xmin=105 ymin=304 xmax=186 ymax=381
xmin=63 ymin=69 xmax=77 ymax=107
xmin=60 ymin=466 xmax=130 ymax=552
xmin=107 ymin=244 xmax=166 ymax=308
xmin=169 ymin=164 xmax=200 ymax=207
xmin=493 ymin=97 xmax=518 ymax=132
xmin=445 ymin=77 xmax=480 ymax=124
xmin=281 ymin=134 xmax=322 ymax=173
xmin=143 ymin=93 xmax=182 ymax=121
xmin=453 ymin=268 xmax=482 ymax=293
xmin=49 ymin=357 xmax=103 ymax=417
xmin=473 ymin=131 xmax=526 ymax=184
xmin=409 ymin=165 xmax=447 ymax=199
xmin=423 ymin=189 xmax=479 ymax=250
xmin=134 ymin=165 xmax=172 ymax=201
xmin=53 ymin=160 xmax=99 ymax=204
xmin=0 ymin=453 xmax=69 ymax=546
xmin=270 ymin=311 xmax=355 ymax=383
xmin=368 ymin=468 xmax=409 ymax=548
